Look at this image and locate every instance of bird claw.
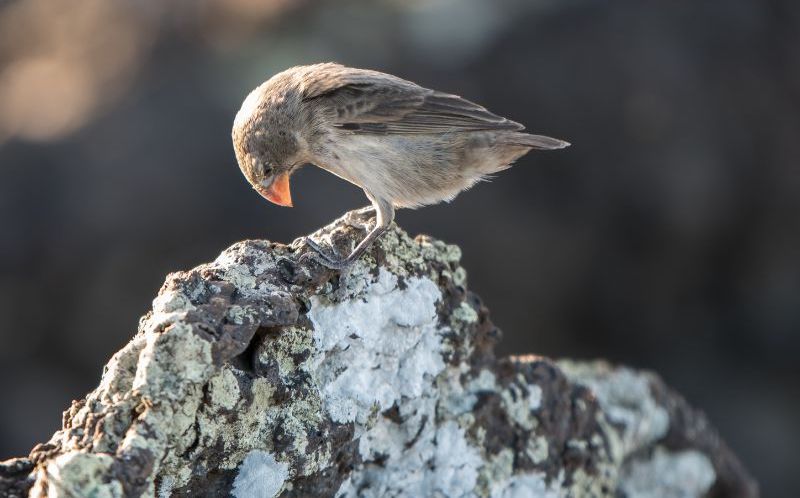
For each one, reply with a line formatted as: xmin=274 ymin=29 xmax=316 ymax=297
xmin=300 ymin=237 xmax=352 ymax=270
xmin=354 ymin=205 xmax=376 ymax=217
xmin=344 ymin=206 xmax=376 ymax=230
xmin=304 ymin=237 xmax=340 ymax=261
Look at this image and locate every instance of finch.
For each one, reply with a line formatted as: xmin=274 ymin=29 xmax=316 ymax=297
xmin=232 ymin=62 xmax=569 ymax=269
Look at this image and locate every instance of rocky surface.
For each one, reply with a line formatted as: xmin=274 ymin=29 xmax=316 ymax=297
xmin=0 ymin=210 xmax=758 ymax=497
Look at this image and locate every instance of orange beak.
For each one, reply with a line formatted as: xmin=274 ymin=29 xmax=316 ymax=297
xmin=257 ymin=173 xmax=293 ymax=207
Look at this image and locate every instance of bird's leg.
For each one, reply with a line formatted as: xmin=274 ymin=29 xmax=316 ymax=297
xmin=302 ymin=197 xmax=394 ymax=270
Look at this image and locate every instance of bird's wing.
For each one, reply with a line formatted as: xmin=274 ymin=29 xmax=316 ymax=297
xmin=300 ymin=64 xmax=523 ymax=134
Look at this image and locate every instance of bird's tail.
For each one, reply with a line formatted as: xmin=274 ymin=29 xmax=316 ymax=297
xmin=500 ymin=132 xmax=570 ymax=150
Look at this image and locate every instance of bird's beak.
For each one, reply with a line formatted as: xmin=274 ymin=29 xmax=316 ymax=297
xmin=257 ymin=173 xmax=293 ymax=207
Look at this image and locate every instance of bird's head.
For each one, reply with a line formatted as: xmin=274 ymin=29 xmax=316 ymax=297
xmin=232 ymin=85 xmax=304 ymax=207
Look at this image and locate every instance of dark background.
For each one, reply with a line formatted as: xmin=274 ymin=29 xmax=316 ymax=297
xmin=1 ymin=0 xmax=797 ymax=495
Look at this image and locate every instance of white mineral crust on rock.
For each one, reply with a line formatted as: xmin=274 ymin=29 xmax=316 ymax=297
xmin=308 ymin=268 xmax=445 ymax=425
xmin=232 ymin=450 xmax=290 ymax=498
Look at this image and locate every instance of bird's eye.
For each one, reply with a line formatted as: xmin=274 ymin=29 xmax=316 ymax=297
xmin=252 ymin=158 xmax=272 ymax=177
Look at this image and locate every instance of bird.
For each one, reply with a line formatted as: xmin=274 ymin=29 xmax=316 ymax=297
xmin=232 ymin=62 xmax=569 ymax=270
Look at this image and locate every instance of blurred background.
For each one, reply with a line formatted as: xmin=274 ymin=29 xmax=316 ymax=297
xmin=0 ymin=0 xmax=797 ymax=494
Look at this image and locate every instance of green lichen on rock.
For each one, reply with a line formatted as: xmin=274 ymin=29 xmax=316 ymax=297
xmin=0 ymin=211 xmax=757 ymax=498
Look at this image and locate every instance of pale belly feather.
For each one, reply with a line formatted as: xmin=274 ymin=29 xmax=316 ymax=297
xmin=312 ymin=133 xmax=506 ymax=209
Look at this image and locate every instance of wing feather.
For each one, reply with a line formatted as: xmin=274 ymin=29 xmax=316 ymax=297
xmin=300 ymin=63 xmax=523 ymax=134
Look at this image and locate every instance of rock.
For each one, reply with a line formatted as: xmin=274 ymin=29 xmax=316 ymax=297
xmin=0 ymin=210 xmax=758 ymax=497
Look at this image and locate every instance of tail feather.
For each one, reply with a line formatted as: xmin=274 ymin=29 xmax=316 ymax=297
xmin=501 ymin=132 xmax=570 ymax=150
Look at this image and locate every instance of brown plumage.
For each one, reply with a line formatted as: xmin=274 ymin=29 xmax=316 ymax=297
xmin=232 ymin=63 xmax=569 ymax=269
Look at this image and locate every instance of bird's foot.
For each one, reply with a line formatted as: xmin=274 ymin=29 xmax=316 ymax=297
xmin=354 ymin=205 xmax=375 ymax=216
xmin=299 ymin=237 xmax=353 ymax=270
xmin=344 ymin=206 xmax=376 ymax=230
